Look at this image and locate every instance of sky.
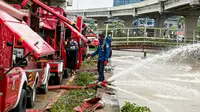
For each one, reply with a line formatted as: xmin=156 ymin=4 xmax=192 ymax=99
xmin=67 ymin=0 xmax=113 ymax=10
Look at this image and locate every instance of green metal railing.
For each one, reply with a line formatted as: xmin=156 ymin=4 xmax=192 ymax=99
xmin=98 ymin=27 xmax=200 ymax=48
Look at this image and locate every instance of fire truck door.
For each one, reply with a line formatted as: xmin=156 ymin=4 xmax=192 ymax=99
xmin=0 ymin=24 xmax=19 ymax=110
xmin=0 ymin=23 xmax=13 ymax=68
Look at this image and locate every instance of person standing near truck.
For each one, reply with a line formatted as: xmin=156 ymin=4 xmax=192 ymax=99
xmin=104 ymin=36 xmax=112 ymax=59
xmin=87 ymin=34 xmax=110 ymax=82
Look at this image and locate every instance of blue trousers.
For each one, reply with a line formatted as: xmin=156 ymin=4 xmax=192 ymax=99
xmin=98 ymin=61 xmax=105 ymax=81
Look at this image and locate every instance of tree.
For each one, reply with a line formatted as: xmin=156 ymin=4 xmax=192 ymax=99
xmin=177 ymin=16 xmax=200 ymax=32
xmin=197 ymin=19 xmax=200 ymax=32
xmin=83 ymin=20 xmax=98 ymax=34
xmin=100 ymin=19 xmax=126 ymax=37
xmin=108 ymin=20 xmax=125 ymax=29
xmin=177 ymin=16 xmax=185 ymax=26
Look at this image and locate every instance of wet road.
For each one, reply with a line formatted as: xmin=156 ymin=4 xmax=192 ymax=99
xmin=33 ymin=78 xmax=68 ymax=110
xmin=111 ymin=49 xmax=200 ymax=112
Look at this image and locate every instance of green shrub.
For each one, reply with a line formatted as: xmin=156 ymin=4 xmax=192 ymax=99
xmin=74 ymin=72 xmax=96 ymax=86
xmin=81 ymin=60 xmax=96 ymax=69
xmin=121 ymin=102 xmax=151 ymax=112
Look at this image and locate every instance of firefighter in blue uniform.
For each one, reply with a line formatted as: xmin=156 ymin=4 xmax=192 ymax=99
xmin=104 ymin=36 xmax=112 ymax=58
xmin=87 ymin=34 xmax=110 ymax=82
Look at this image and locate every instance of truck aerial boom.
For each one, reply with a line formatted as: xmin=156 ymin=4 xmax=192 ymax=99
xmin=21 ymin=0 xmax=88 ymax=43
xmin=0 ymin=1 xmax=28 ymax=21
xmin=83 ymin=23 xmax=100 ymax=39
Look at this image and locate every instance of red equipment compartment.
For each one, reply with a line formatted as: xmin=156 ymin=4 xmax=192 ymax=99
xmin=7 ymin=22 xmax=54 ymax=58
xmin=49 ymin=63 xmax=59 ymax=73
xmin=40 ymin=18 xmax=58 ymax=30
xmin=0 ymin=9 xmax=54 ymax=58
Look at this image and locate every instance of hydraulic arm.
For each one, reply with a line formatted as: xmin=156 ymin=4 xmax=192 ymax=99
xmin=21 ymin=0 xmax=88 ymax=43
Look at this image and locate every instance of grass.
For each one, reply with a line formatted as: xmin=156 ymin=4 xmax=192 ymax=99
xmin=74 ymin=72 xmax=96 ymax=86
xmin=50 ymin=89 xmax=96 ymax=112
xmin=50 ymin=61 xmax=97 ymax=112
xmin=81 ymin=53 xmax=98 ymax=69
xmin=81 ymin=60 xmax=96 ymax=69
xmin=121 ymin=101 xmax=151 ymax=112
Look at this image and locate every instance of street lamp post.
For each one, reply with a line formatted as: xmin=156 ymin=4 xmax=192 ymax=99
xmin=105 ymin=24 xmax=109 ymax=37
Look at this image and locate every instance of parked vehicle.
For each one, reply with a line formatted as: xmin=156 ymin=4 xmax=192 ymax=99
xmin=0 ymin=1 xmax=54 ymax=111
xmin=82 ymin=23 xmax=100 ymax=47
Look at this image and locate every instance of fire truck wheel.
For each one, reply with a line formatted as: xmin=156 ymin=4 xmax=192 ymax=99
xmin=56 ymin=72 xmax=63 ymax=85
xmin=39 ymin=71 xmax=50 ymax=94
xmin=39 ymin=81 xmax=49 ymax=94
xmin=63 ymin=68 xmax=69 ymax=78
xmin=27 ymin=85 xmax=36 ymax=108
xmin=11 ymin=89 xmax=27 ymax=112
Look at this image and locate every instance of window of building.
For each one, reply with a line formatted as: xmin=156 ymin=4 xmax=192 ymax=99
xmin=114 ymin=0 xmax=144 ymax=6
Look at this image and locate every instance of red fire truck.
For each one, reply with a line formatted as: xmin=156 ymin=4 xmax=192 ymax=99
xmin=0 ymin=1 xmax=54 ymax=111
xmin=20 ymin=0 xmax=89 ymax=85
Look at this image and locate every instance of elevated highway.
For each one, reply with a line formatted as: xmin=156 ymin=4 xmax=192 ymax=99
xmin=68 ymin=0 xmax=200 ymax=39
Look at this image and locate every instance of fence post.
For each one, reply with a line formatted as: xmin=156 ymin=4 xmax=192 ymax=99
xmin=127 ymin=28 xmax=130 ymax=45
xmin=159 ymin=28 xmax=162 ymax=38
xmin=175 ymin=30 xmax=178 ymax=46
xmin=193 ymin=30 xmax=196 ymax=44
xmin=105 ymin=24 xmax=109 ymax=37
xmin=111 ymin=30 xmax=114 ymax=38
xmin=143 ymin=27 xmax=147 ymax=52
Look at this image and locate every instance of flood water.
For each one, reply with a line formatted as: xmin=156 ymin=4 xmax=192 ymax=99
xmin=111 ymin=44 xmax=200 ymax=112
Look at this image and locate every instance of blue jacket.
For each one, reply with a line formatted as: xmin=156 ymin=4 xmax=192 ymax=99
xmin=91 ymin=40 xmax=110 ymax=61
xmin=105 ymin=36 xmax=111 ymax=47
xmin=105 ymin=36 xmax=112 ymax=58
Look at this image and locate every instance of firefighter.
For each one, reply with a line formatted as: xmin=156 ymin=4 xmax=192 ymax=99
xmin=104 ymin=36 xmax=112 ymax=59
xmin=87 ymin=34 xmax=110 ymax=82
xmin=65 ymin=38 xmax=78 ymax=74
xmin=65 ymin=38 xmax=78 ymax=50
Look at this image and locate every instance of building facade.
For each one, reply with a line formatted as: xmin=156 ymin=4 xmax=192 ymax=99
xmin=113 ymin=0 xmax=144 ymax=6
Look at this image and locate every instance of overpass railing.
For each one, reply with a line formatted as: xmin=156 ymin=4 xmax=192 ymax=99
xmin=98 ymin=27 xmax=200 ymax=48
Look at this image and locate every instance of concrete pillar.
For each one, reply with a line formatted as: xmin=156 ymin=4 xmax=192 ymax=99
xmin=121 ymin=17 xmax=133 ymax=28
xmin=124 ymin=18 xmax=133 ymax=28
xmin=184 ymin=16 xmax=198 ymax=39
xmin=154 ymin=15 xmax=166 ymax=37
xmin=96 ymin=19 xmax=106 ymax=29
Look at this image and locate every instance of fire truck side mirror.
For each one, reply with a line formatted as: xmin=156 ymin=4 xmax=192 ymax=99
xmin=7 ymin=42 xmax=13 ymax=46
